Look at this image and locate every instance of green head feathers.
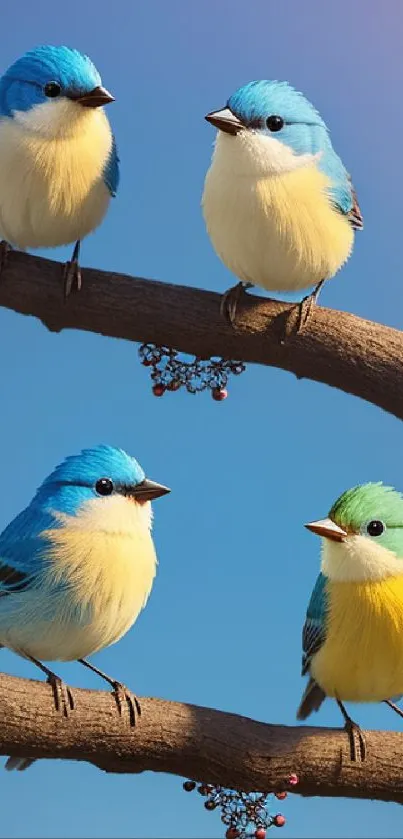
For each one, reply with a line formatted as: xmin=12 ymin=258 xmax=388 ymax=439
xmin=330 ymin=483 xmax=403 ymax=555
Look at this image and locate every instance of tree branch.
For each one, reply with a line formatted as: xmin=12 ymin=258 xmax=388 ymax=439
xmin=0 ymin=673 xmax=402 ymax=804
xmin=1 ymin=251 xmax=403 ymax=419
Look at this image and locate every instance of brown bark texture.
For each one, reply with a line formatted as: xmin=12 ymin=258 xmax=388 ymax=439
xmin=1 ymin=673 xmax=403 ymax=804
xmin=0 ymin=251 xmax=402 ymax=420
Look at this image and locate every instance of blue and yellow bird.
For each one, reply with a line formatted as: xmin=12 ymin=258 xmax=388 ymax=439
xmin=202 ymin=80 xmax=362 ymax=328
xmin=0 ymin=444 xmax=169 ymax=770
xmin=298 ymin=483 xmax=403 ymax=760
xmin=0 ymin=45 xmax=119 ymax=295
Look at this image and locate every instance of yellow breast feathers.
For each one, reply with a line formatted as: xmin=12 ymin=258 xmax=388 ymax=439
xmin=312 ymin=576 xmax=403 ymax=702
xmin=41 ymin=495 xmax=157 ymax=657
xmin=203 ymin=157 xmax=354 ymax=291
xmin=0 ymin=107 xmax=112 ymax=248
xmin=254 ymin=165 xmax=354 ymax=279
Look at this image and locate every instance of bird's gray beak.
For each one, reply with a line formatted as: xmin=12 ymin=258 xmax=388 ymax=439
xmin=305 ymin=518 xmax=347 ymax=542
xmin=74 ymin=86 xmax=115 ymax=108
xmin=129 ymin=478 xmax=171 ymax=502
xmin=205 ymin=107 xmax=244 ymax=135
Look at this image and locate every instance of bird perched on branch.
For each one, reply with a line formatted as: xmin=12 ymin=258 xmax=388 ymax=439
xmin=202 ymin=80 xmax=362 ymax=332
xmin=0 ymin=45 xmax=119 ymax=296
xmin=0 ymin=444 xmax=170 ymax=771
xmin=298 ymin=483 xmax=403 ymax=761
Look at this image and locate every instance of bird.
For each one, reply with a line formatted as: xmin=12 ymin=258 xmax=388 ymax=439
xmin=297 ymin=482 xmax=403 ymax=761
xmin=0 ymin=45 xmax=119 ymax=296
xmin=202 ymin=79 xmax=362 ymax=333
xmin=0 ymin=444 xmax=170 ymax=771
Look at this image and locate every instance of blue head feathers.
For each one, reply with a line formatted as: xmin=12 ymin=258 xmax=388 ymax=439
xmin=228 ymin=80 xmax=326 ymax=130
xmin=33 ymin=445 xmax=146 ymax=515
xmin=224 ymin=79 xmax=332 ymax=161
xmin=0 ymin=45 xmax=102 ymax=116
xmin=42 ymin=445 xmax=145 ymax=490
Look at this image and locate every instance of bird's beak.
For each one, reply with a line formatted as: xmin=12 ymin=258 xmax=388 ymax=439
xmin=74 ymin=86 xmax=115 ymax=108
xmin=205 ymin=107 xmax=244 ymax=135
xmin=129 ymin=478 xmax=171 ymax=502
xmin=304 ymin=518 xmax=347 ymax=542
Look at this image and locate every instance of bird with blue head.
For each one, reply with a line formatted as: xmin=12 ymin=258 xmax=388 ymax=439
xmin=298 ymin=482 xmax=403 ymax=761
xmin=0 ymin=45 xmax=119 ymax=295
xmin=203 ymin=80 xmax=362 ymax=333
xmin=0 ymin=444 xmax=170 ymax=771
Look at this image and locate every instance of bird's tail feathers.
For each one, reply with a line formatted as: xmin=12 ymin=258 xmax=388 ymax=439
xmin=296 ymin=678 xmax=326 ymax=720
xmin=5 ymin=756 xmax=35 ymax=771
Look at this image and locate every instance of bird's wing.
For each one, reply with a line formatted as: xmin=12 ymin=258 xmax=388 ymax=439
xmin=319 ymin=146 xmax=363 ymax=230
xmin=346 ymin=178 xmax=364 ymax=230
xmin=301 ymin=572 xmax=328 ymax=675
xmin=0 ymin=561 xmax=31 ymax=595
xmin=0 ymin=506 xmax=57 ymax=596
xmin=103 ymin=135 xmax=120 ymax=197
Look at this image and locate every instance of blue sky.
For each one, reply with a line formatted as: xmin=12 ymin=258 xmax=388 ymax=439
xmin=0 ymin=0 xmax=402 ymax=836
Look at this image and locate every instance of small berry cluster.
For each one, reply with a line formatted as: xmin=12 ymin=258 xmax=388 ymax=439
xmin=139 ymin=343 xmax=245 ymax=400
xmin=183 ymin=774 xmax=299 ymax=837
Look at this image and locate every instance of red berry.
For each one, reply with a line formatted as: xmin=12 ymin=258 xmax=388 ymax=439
xmin=167 ymin=380 xmax=181 ymax=391
xmin=212 ymin=387 xmax=228 ymax=401
xmin=288 ymin=773 xmax=299 ymax=786
xmin=183 ymin=780 xmax=196 ymax=792
xmin=152 ymin=383 xmax=165 ymax=397
xmin=273 ymin=815 xmax=286 ymax=827
xmin=255 ymin=829 xmax=266 ymax=839
xmin=275 ymin=791 xmax=287 ymax=800
xmin=226 ymin=829 xmax=239 ymax=839
xmin=142 ymin=359 xmax=152 ymax=366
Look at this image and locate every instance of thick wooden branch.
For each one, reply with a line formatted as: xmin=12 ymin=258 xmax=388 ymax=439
xmin=1 ymin=251 xmax=403 ymax=419
xmin=0 ymin=673 xmax=402 ymax=804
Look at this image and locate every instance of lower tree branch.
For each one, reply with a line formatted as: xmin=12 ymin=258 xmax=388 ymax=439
xmin=1 ymin=251 xmax=403 ymax=419
xmin=1 ymin=673 xmax=403 ymax=804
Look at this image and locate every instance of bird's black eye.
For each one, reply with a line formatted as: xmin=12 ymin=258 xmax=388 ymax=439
xmin=44 ymin=81 xmax=62 ymax=98
xmin=366 ymin=520 xmax=385 ymax=537
xmin=266 ymin=115 xmax=284 ymax=132
xmin=95 ymin=478 xmax=114 ymax=496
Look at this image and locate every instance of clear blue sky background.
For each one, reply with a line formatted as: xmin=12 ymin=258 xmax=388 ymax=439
xmin=0 ymin=0 xmax=402 ymax=836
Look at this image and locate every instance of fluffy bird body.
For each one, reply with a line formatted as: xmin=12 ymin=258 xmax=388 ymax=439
xmin=0 ymin=46 xmax=118 ymax=252
xmin=203 ymin=80 xmax=361 ymax=296
xmin=298 ymin=484 xmax=403 ymax=720
xmin=309 ymin=572 xmax=403 ymax=704
xmin=0 ymin=445 xmax=166 ymax=665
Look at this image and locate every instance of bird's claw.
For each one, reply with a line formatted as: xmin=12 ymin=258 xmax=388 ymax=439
xmin=344 ymin=719 xmax=366 ymax=762
xmin=112 ymin=681 xmax=141 ymax=727
xmin=63 ymin=259 xmax=82 ymax=298
xmin=296 ymin=279 xmax=325 ymax=335
xmin=47 ymin=674 xmax=75 ymax=718
xmin=384 ymin=698 xmax=403 ymax=720
xmin=220 ymin=281 xmax=252 ymax=328
xmin=296 ymin=294 xmax=316 ymax=334
xmin=280 ymin=279 xmax=326 ymax=345
xmin=0 ymin=240 xmax=11 ymax=276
